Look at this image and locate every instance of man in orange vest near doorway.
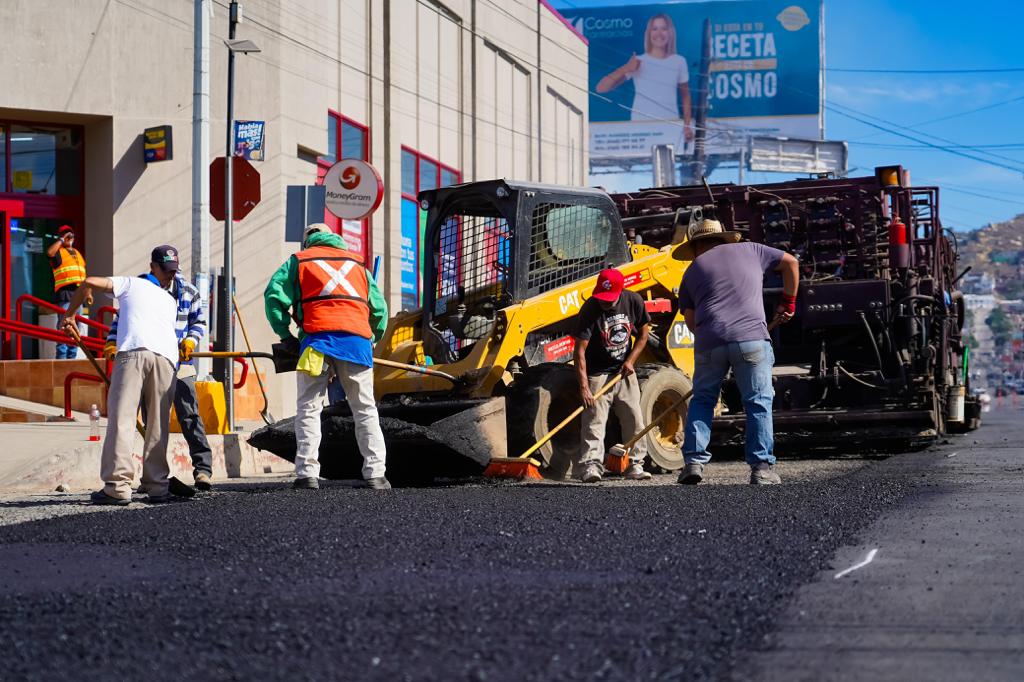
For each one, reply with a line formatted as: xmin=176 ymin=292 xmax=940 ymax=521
xmin=47 ymin=224 xmax=88 ymax=359
xmin=264 ymin=223 xmax=391 ymax=490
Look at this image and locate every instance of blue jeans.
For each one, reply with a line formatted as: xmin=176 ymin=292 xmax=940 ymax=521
xmin=683 ymin=340 xmax=775 ymax=467
xmin=54 ymin=287 xmax=78 ymax=360
xmin=55 ymin=340 xmax=78 ymax=359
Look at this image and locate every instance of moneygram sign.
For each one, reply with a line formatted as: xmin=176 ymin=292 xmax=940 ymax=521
xmin=323 ymin=159 xmax=384 ymax=220
xmin=565 ymin=1 xmax=823 ymax=160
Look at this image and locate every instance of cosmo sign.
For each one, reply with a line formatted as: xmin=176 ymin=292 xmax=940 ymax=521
xmin=324 ymin=159 xmax=384 ymax=220
xmin=563 ymin=1 xmax=823 ymax=160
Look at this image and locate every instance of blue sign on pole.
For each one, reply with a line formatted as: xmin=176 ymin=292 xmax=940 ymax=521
xmin=400 ymin=200 xmax=420 ymax=311
xmin=560 ymin=1 xmax=823 ymax=159
xmin=233 ymin=120 xmax=266 ymax=161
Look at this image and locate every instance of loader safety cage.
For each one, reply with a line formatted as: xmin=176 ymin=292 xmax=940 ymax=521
xmin=416 ymin=180 xmax=629 ymax=361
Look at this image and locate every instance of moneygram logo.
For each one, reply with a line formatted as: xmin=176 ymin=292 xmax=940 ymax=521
xmin=340 ymin=166 xmax=361 ymax=190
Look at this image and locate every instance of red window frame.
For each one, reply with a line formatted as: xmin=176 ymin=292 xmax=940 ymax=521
xmin=317 ymin=111 xmax=371 ymax=262
xmin=400 ymin=146 xmax=461 ymax=307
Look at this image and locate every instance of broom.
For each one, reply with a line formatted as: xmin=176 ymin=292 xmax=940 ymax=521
xmin=483 ymin=372 xmax=624 ymax=480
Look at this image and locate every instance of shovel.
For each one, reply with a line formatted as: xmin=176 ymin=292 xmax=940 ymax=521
xmin=201 ymin=346 xmax=490 ymax=389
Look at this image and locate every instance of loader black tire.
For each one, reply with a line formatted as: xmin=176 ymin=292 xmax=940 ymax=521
xmin=505 ymin=363 xmax=581 ymax=479
xmin=635 ymin=364 xmax=692 ymax=472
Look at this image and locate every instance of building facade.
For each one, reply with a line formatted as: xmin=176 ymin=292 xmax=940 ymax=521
xmin=0 ymin=0 xmax=588 ymax=414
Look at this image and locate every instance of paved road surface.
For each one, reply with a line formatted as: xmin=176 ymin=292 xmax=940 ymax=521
xmin=0 ymin=415 xmax=1020 ymax=681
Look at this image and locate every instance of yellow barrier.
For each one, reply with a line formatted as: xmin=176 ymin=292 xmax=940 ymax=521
xmin=169 ymin=381 xmax=229 ymax=435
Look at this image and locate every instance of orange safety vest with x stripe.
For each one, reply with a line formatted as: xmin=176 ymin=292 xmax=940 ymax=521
xmin=52 ymin=247 xmax=87 ymax=292
xmin=295 ymin=245 xmax=372 ymax=339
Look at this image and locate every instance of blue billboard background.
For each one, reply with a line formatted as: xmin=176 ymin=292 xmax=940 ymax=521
xmin=563 ymin=1 xmax=822 ymax=158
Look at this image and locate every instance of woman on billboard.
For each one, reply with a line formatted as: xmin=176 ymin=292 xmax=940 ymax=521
xmin=596 ymin=13 xmax=694 ymax=142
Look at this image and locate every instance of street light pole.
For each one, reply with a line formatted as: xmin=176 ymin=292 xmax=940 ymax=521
xmin=223 ymin=1 xmax=239 ymax=430
xmin=191 ymin=0 xmax=211 ymax=381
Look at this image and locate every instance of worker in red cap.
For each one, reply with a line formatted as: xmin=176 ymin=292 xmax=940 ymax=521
xmin=571 ymin=268 xmax=653 ymax=483
xmin=47 ymin=225 xmax=88 ymax=359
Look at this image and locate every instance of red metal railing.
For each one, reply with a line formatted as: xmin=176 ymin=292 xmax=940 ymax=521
xmin=96 ymin=305 xmax=118 ymax=329
xmin=64 ymin=372 xmax=105 ymax=420
xmin=13 ymin=294 xmax=110 ymax=359
xmin=233 ymin=357 xmax=248 ymax=389
xmin=0 ymin=317 xmax=104 ymax=354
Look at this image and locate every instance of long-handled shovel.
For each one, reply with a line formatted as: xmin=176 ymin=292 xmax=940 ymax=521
xmin=193 ymin=350 xmax=490 ymax=392
xmin=231 ymin=295 xmax=275 ymax=425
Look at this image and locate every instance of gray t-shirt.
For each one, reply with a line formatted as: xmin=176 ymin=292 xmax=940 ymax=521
xmin=678 ymin=241 xmax=786 ymax=352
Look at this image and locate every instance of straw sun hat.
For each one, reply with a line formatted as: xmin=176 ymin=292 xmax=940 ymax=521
xmin=676 ymin=216 xmax=741 ymax=260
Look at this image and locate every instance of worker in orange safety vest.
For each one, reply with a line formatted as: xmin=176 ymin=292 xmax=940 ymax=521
xmin=47 ymin=224 xmax=89 ymax=359
xmin=264 ymin=223 xmax=391 ymax=490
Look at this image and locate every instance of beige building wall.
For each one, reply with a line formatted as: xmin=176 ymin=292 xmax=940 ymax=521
xmin=0 ymin=0 xmax=588 ymax=417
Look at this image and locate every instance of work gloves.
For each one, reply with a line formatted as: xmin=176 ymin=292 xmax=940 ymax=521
xmin=103 ymin=341 xmax=117 ymax=363
xmin=776 ymin=292 xmax=797 ymax=316
xmin=179 ymin=338 xmax=197 ymax=362
xmin=772 ymin=292 xmax=797 ymax=327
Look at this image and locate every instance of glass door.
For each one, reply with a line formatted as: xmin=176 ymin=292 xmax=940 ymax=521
xmin=11 ymin=217 xmax=68 ymax=358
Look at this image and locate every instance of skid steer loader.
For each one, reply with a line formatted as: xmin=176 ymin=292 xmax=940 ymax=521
xmin=249 ymin=180 xmax=696 ymax=480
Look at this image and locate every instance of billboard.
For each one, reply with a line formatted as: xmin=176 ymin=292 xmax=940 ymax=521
xmin=563 ymin=1 xmax=823 ymax=160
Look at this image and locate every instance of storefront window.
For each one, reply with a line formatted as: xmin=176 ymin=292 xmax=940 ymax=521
xmin=341 ymin=120 xmax=365 ymax=160
xmin=9 ymin=125 xmax=82 ymax=196
xmin=399 ymin=147 xmax=460 ymax=311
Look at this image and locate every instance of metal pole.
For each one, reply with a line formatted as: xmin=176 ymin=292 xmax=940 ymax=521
xmin=691 ymin=18 xmax=712 ymax=183
xmin=192 ymin=0 xmax=212 ymax=380
xmin=738 ymin=145 xmax=745 ymax=185
xmin=223 ymin=1 xmax=238 ymax=430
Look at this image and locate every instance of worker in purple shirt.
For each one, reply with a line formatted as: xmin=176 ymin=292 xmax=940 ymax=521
xmin=677 ymin=218 xmax=799 ymax=485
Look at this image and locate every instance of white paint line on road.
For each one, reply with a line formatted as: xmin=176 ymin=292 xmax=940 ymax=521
xmin=834 ymin=548 xmax=879 ymax=579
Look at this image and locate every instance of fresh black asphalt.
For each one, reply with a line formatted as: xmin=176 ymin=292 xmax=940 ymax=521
xmin=0 ymin=459 xmax=912 ymax=682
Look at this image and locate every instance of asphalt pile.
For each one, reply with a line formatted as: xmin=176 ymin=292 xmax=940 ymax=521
xmin=0 ymin=468 xmax=907 ymax=681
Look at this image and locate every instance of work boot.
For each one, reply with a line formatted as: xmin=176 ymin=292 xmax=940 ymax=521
xmin=194 ymin=471 xmax=213 ymax=492
xmin=362 ymin=477 xmax=392 ymax=490
xmin=90 ymin=490 xmax=130 ymax=506
xmin=750 ymin=463 xmax=781 ymax=485
xmin=580 ymin=461 xmax=603 ymax=483
xmin=677 ymin=463 xmax=704 ymax=485
xmin=292 ymin=477 xmax=320 ymax=490
xmin=623 ymin=461 xmax=652 ymax=480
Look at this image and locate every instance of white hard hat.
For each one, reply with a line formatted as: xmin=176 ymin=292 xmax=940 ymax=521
xmin=303 ymin=223 xmax=331 ymax=246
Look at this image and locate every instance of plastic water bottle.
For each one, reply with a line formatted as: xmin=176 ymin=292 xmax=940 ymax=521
xmin=89 ymin=404 xmax=101 ymax=442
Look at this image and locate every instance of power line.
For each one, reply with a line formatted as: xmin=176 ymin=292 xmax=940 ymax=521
xmin=851 ymin=141 xmax=1024 ymax=150
xmin=827 ymin=105 xmax=1024 ymax=175
xmin=828 ymin=67 xmax=1024 ymax=74
xmin=846 ymin=93 xmax=1024 ymax=143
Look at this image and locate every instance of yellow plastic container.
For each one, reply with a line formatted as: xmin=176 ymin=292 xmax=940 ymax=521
xmin=169 ymin=380 xmax=229 ymax=435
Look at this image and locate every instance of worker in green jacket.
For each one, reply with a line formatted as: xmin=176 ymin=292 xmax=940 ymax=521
xmin=264 ymin=224 xmax=390 ymax=490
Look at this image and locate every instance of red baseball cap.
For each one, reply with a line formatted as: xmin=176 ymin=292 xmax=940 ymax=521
xmin=58 ymin=225 xmax=74 ymax=235
xmin=592 ymin=268 xmax=624 ymax=302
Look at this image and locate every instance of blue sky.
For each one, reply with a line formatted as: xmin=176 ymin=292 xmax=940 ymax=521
xmin=549 ymin=0 xmax=1024 ymax=230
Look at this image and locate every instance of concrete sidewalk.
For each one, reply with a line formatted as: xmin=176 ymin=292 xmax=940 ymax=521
xmin=0 ymin=417 xmax=292 ymax=494
xmin=739 ymin=409 xmax=1024 ymax=681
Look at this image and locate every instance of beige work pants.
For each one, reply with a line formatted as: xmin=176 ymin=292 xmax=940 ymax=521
xmin=294 ymin=358 xmax=387 ymax=480
xmin=579 ymin=372 xmax=647 ymax=466
xmin=101 ymin=349 xmax=175 ymax=499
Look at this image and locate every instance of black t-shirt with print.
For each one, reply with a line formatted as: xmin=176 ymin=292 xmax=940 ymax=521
xmin=572 ymin=290 xmax=650 ymax=375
